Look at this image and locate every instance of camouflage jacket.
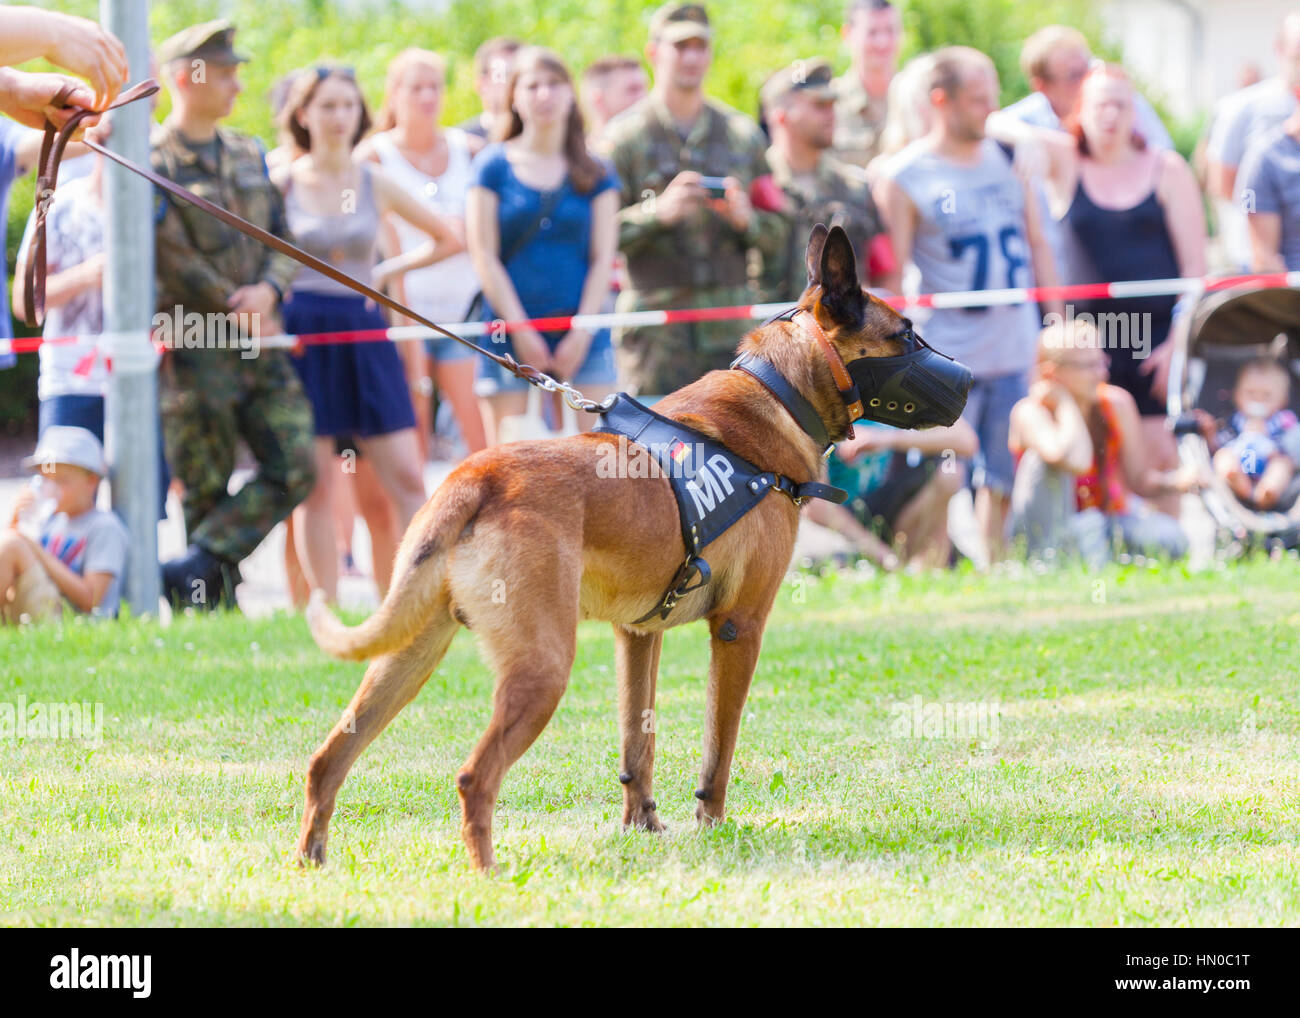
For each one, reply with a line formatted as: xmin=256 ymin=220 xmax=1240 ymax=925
xmin=831 ymin=71 xmax=889 ymax=170
xmin=604 ymin=93 xmax=785 ymax=292
xmin=150 ymin=118 xmax=299 ymax=317
xmin=757 ymin=146 xmax=886 ymax=304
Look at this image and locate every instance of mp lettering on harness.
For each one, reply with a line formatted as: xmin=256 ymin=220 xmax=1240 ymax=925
xmin=685 ymin=454 xmax=737 ymax=518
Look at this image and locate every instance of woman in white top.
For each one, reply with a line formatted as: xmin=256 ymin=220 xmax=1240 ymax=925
xmin=357 ymin=48 xmax=488 ymax=458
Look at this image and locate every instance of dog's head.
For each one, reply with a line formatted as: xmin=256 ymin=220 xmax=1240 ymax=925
xmin=742 ymin=224 xmax=973 ymax=443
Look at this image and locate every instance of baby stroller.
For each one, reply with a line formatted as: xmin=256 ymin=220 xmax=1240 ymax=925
xmin=1170 ymin=283 xmax=1300 ymax=549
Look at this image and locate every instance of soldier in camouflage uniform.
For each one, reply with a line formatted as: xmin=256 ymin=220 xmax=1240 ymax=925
xmin=831 ymin=0 xmax=903 ymax=170
xmin=602 ymin=2 xmax=787 ymax=397
xmin=151 ymin=21 xmax=315 ymax=608
xmin=757 ymin=58 xmax=897 ymax=304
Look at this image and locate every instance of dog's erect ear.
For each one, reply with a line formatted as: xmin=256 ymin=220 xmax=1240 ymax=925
xmin=805 ymin=223 xmax=830 ymax=287
xmin=817 ymin=224 xmax=865 ymax=324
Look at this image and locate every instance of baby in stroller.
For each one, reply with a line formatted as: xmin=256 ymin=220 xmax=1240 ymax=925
xmin=1208 ymin=359 xmax=1300 ymax=510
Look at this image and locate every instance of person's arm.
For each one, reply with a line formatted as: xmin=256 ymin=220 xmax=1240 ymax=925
xmin=984 ymin=111 xmax=1077 ymax=196
xmin=1246 ymin=212 xmax=1286 ymax=272
xmin=464 ymin=182 xmax=551 ymax=369
xmin=551 ymin=185 xmax=619 ymax=381
xmin=0 ymin=7 xmax=127 ymax=108
xmin=608 ymin=124 xmax=709 ymax=255
xmin=1237 ymin=143 xmax=1288 ymax=272
xmin=17 ymin=533 xmax=112 ymax=614
xmin=1157 ymin=150 xmax=1209 ymax=278
xmin=369 ymin=165 xmax=465 ymax=290
xmin=1012 ymin=386 xmax=1093 ymax=474
xmin=802 ymin=497 xmax=900 ymax=570
xmin=872 ymin=173 xmax=918 ymax=279
xmin=1204 ymin=96 xmax=1246 ymax=203
xmin=1112 ymin=385 xmax=1197 ymax=496
xmin=726 ymin=133 xmax=786 ymax=262
xmin=1022 ymin=175 xmax=1063 ymax=319
xmin=12 ymin=250 xmax=103 ymax=322
xmin=894 ymin=417 xmax=979 ymax=458
xmin=1207 ymin=160 xmax=1237 ymax=204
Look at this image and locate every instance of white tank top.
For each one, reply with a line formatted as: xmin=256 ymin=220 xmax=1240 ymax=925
xmin=372 ymin=128 xmax=480 ymax=325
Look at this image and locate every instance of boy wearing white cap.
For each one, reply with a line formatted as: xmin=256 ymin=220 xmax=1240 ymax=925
xmin=0 ymin=426 xmax=129 ymax=623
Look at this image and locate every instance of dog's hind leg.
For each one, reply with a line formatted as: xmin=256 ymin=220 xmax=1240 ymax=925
xmin=297 ymin=605 xmax=458 ymax=867
xmin=693 ymin=612 xmax=767 ymax=826
xmin=614 ymin=625 xmax=665 ymax=832
xmin=453 ymin=551 xmax=580 ymax=872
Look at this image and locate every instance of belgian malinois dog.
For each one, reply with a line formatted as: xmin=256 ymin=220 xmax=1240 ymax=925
xmin=298 ymin=225 xmax=972 ymax=870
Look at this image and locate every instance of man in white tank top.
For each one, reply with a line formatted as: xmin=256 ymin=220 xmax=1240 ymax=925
xmin=876 ymin=47 xmax=1061 ymax=561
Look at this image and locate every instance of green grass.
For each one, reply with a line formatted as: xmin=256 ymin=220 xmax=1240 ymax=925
xmin=2 ymin=558 xmax=1299 ymax=926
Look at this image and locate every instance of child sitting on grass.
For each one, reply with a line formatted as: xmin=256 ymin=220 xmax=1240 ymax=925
xmin=1008 ymin=320 xmax=1200 ymax=565
xmin=0 ymin=426 xmax=129 ymax=624
xmin=1210 ymin=358 xmax=1300 ymax=510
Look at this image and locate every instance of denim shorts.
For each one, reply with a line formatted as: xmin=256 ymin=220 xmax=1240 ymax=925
xmin=426 ymin=332 xmax=476 ymax=364
xmin=961 ymin=369 xmax=1028 ymax=496
xmin=473 ymin=327 xmax=617 ymax=397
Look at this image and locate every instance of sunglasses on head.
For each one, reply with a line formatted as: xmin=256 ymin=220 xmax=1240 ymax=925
xmin=313 ymin=65 xmax=356 ymax=80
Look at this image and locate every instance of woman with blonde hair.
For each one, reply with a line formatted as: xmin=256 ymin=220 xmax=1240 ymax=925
xmin=466 ymin=46 xmax=620 ymax=444
xmin=357 ymin=48 xmax=488 ymax=459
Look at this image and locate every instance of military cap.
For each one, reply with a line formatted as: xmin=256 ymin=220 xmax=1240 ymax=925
xmin=156 ymin=19 xmax=249 ymax=67
xmin=649 ymin=3 xmax=712 ymax=43
xmin=760 ymin=58 xmax=835 ymax=110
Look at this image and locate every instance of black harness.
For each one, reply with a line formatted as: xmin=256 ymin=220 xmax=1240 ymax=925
xmin=594 ymin=325 xmax=845 ymax=623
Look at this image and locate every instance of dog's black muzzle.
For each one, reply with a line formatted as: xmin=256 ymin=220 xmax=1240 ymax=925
xmin=846 ymin=320 xmax=974 ymax=429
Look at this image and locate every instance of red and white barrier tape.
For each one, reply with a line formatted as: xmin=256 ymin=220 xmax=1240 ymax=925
xmin=5 ymin=269 xmax=1300 ymax=358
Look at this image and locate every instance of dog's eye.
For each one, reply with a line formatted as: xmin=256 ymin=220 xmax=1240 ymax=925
xmin=858 ymin=347 xmax=865 ymax=355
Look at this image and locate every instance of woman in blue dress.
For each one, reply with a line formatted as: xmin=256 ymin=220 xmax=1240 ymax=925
xmin=465 ymin=46 xmax=620 ymax=445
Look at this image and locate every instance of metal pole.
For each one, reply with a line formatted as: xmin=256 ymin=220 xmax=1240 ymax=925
xmin=102 ymin=0 xmax=160 ymax=616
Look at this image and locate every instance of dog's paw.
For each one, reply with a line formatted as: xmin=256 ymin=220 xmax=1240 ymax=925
xmin=623 ymin=799 xmax=667 ymax=833
xmin=296 ymin=838 xmax=326 ymax=868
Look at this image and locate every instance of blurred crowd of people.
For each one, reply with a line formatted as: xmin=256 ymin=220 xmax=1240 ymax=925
xmin=4 ymin=0 xmax=1300 ymax=624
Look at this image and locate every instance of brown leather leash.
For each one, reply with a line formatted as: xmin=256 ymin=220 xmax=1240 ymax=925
xmin=24 ymin=78 xmax=606 ymax=409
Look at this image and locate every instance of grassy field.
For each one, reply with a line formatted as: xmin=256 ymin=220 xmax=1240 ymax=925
xmin=2 ymin=558 xmax=1298 ymax=927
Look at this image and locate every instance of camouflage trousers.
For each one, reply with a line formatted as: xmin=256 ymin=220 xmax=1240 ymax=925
xmin=160 ymin=349 xmax=316 ymax=564
xmin=612 ymin=285 xmax=756 ymax=397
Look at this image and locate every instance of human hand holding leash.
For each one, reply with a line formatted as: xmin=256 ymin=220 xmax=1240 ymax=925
xmin=0 ymin=7 xmax=127 ymax=108
xmin=0 ymin=67 xmax=105 ymax=135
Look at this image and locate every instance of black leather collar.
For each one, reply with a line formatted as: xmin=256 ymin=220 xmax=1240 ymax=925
xmin=731 ymin=351 xmax=832 ymax=452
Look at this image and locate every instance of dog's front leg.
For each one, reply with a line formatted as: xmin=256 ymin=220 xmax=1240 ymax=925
xmin=614 ymin=624 xmax=665 ymax=832
xmin=694 ymin=614 xmax=765 ymax=825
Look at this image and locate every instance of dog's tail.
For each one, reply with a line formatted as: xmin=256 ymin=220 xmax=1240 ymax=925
xmin=306 ymin=474 xmax=483 ymax=661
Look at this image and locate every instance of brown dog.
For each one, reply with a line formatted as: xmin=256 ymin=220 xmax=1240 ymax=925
xmin=297 ymin=225 xmax=966 ymax=871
